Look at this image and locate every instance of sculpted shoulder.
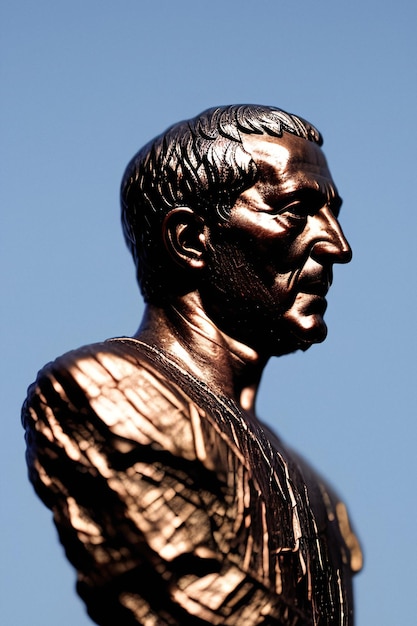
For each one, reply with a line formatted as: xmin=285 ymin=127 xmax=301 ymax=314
xmin=23 ymin=338 xmax=199 ymax=461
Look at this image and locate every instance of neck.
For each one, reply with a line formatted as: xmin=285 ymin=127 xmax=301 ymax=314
xmin=134 ymin=294 xmax=268 ymax=414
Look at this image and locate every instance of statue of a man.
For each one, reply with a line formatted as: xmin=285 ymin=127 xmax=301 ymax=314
xmin=23 ymin=105 xmax=362 ymax=626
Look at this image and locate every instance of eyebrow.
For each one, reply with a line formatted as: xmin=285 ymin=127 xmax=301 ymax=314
xmin=325 ymin=190 xmax=343 ymax=216
xmin=319 ymin=177 xmax=343 ymax=207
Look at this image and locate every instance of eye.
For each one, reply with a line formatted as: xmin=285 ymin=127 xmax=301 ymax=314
xmin=267 ymin=200 xmax=313 ymax=225
xmin=277 ymin=200 xmax=310 ymax=219
xmin=267 ymin=192 xmax=322 ymax=220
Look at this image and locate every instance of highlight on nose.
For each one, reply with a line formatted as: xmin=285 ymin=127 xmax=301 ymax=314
xmin=311 ymin=234 xmax=352 ymax=264
xmin=338 ymin=237 xmax=352 ymax=263
xmin=312 ymin=207 xmax=353 ymax=264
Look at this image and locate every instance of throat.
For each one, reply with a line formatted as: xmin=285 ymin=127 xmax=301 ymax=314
xmin=136 ymin=301 xmax=266 ymax=414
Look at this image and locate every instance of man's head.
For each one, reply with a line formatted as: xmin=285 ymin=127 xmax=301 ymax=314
xmin=121 ymin=105 xmax=351 ymax=356
xmin=121 ymin=105 xmax=322 ymax=304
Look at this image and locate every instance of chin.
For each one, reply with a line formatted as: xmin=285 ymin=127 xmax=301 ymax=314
xmin=272 ymin=315 xmax=328 ymax=356
xmin=295 ymin=316 xmax=328 ymax=345
xmin=283 ymin=295 xmax=329 ymax=343
xmin=239 ymin=311 xmax=328 ymax=358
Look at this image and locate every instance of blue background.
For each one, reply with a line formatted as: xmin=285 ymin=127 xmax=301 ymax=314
xmin=2 ymin=1 xmax=416 ymax=624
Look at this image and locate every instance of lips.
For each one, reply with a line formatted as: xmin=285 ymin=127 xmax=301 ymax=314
xmin=297 ymin=273 xmax=332 ymax=298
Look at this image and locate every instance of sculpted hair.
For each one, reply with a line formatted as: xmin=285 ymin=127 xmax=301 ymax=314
xmin=121 ymin=104 xmax=322 ymax=303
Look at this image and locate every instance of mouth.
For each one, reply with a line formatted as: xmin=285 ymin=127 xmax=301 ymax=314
xmin=288 ymin=265 xmax=333 ymax=299
xmin=298 ymin=277 xmax=331 ymax=298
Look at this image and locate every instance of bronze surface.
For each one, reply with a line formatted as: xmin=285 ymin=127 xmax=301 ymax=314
xmin=23 ymin=105 xmax=362 ymax=625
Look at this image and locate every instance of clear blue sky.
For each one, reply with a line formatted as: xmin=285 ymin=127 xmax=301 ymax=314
xmin=2 ymin=2 xmax=416 ymax=624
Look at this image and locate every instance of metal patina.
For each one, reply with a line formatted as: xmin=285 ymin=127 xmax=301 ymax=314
xmin=23 ymin=105 xmax=362 ymax=625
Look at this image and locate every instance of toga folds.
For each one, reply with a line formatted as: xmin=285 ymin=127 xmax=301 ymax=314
xmin=22 ymin=338 xmax=362 ymax=626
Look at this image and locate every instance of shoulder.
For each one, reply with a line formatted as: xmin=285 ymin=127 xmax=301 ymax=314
xmin=26 ymin=338 xmax=174 ymax=391
xmin=22 ymin=338 xmax=198 ymax=460
xmin=24 ymin=337 xmax=188 ymax=407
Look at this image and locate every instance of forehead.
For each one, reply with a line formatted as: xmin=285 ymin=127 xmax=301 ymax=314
xmin=241 ymin=132 xmax=337 ymax=199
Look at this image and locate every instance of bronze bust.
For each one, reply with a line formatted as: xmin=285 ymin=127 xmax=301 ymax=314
xmin=23 ymin=105 xmax=362 ymax=625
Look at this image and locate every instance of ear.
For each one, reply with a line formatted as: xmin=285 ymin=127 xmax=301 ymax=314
xmin=162 ymin=208 xmax=207 ymax=269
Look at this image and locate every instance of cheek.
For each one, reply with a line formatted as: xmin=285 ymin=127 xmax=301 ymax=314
xmin=204 ymin=239 xmax=294 ymax=318
xmin=205 ymin=243 xmax=267 ymax=301
xmin=233 ymin=220 xmax=307 ymax=277
xmin=203 ymin=218 xmax=307 ymax=312
xmin=270 ymin=271 xmax=297 ymax=302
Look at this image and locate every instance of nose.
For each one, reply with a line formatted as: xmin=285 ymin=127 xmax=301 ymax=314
xmin=310 ymin=207 xmax=352 ymax=265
